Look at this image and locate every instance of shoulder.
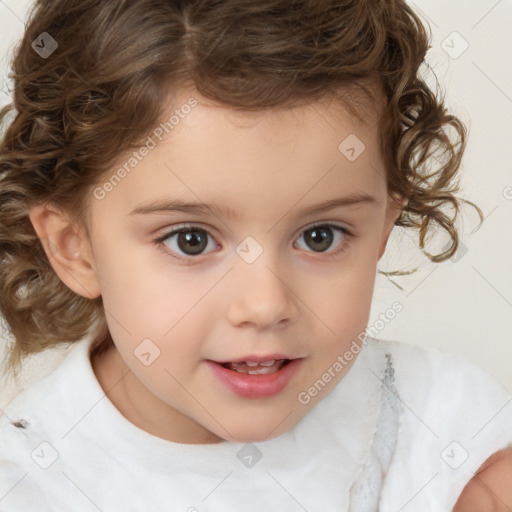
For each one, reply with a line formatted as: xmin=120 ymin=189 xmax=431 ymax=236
xmin=0 ymin=341 xmax=74 ymax=409
xmin=454 ymin=446 xmax=512 ymax=511
xmin=369 ymin=337 xmax=512 ymax=510
xmin=0 ymin=337 xmax=98 ymax=500
xmin=372 ymin=336 xmax=512 ymax=436
xmin=369 ymin=337 xmax=510 ymax=400
xmin=0 ymin=338 xmax=91 ymax=444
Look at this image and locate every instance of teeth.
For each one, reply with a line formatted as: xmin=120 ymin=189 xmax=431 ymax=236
xmin=230 ymin=359 xmax=278 ymax=368
xmin=226 ymin=359 xmax=287 ymax=375
xmin=247 ymin=367 xmax=277 ymax=375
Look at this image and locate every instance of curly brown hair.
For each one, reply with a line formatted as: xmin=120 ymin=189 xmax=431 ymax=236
xmin=0 ymin=0 xmax=482 ymax=377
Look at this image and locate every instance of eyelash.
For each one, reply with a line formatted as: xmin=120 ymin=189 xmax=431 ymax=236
xmin=153 ymin=222 xmax=353 ymax=265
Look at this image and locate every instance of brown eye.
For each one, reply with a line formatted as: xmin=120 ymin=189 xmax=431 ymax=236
xmin=303 ymin=226 xmax=334 ymax=252
xmin=175 ymin=229 xmax=208 ymax=255
xmin=160 ymin=227 xmax=214 ymax=257
xmin=295 ymin=224 xmax=348 ymax=254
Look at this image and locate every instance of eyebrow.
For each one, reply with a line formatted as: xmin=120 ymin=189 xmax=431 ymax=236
xmin=128 ymin=192 xmax=378 ymax=220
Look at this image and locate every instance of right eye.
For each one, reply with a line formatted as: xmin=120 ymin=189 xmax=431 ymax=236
xmin=153 ymin=224 xmax=218 ymax=262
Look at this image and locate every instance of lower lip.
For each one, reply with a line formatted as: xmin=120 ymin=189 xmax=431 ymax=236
xmin=206 ymin=359 xmax=302 ymax=399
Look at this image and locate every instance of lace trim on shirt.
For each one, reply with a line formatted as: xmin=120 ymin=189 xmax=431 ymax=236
xmin=348 ymin=351 xmax=400 ymax=512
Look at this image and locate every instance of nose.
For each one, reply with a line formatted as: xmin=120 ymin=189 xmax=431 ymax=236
xmin=226 ymin=256 xmax=299 ymax=330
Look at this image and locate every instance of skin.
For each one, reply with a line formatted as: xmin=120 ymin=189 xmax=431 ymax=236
xmin=453 ymin=447 xmax=512 ymax=511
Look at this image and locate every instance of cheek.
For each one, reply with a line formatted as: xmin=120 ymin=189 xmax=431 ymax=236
xmin=302 ymin=259 xmax=377 ymax=345
xmin=93 ymin=251 xmax=213 ymax=361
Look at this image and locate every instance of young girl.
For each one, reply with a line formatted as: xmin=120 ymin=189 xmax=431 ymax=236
xmin=0 ymin=0 xmax=511 ymax=510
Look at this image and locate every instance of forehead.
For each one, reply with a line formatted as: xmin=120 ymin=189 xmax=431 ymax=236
xmin=87 ymin=84 xmax=387 ymax=225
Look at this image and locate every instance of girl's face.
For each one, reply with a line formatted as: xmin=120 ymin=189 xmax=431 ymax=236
xmin=80 ymin=87 xmax=400 ymax=444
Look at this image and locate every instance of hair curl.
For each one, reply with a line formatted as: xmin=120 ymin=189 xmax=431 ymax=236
xmin=0 ymin=0 xmax=482 ymax=377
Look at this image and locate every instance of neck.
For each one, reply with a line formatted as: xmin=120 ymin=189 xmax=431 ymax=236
xmin=90 ymin=343 xmax=224 ymax=445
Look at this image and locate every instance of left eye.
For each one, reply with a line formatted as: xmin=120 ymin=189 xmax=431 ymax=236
xmin=154 ymin=223 xmax=350 ymax=261
xmin=294 ymin=224 xmax=348 ymax=254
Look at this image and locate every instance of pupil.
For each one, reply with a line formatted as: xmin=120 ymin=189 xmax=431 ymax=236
xmin=308 ymin=227 xmax=332 ymax=252
xmin=178 ymin=230 xmax=206 ymax=255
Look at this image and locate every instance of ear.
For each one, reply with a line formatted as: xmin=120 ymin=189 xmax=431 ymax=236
xmin=377 ymin=193 xmax=407 ymax=261
xmin=28 ymin=202 xmax=101 ymax=299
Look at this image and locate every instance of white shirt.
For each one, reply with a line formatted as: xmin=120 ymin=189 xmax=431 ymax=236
xmin=1 ymin=334 xmax=512 ymax=512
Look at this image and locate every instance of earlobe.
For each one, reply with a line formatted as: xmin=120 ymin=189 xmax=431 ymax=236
xmin=28 ymin=202 xmax=101 ymax=299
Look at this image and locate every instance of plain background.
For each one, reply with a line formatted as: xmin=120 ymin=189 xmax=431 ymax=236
xmin=0 ymin=0 xmax=511 ymax=391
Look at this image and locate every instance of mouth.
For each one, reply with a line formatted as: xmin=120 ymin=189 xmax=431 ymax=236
xmin=206 ymin=357 xmax=302 ymax=398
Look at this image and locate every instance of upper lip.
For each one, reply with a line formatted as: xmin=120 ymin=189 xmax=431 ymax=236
xmin=210 ymin=354 xmax=298 ymax=364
